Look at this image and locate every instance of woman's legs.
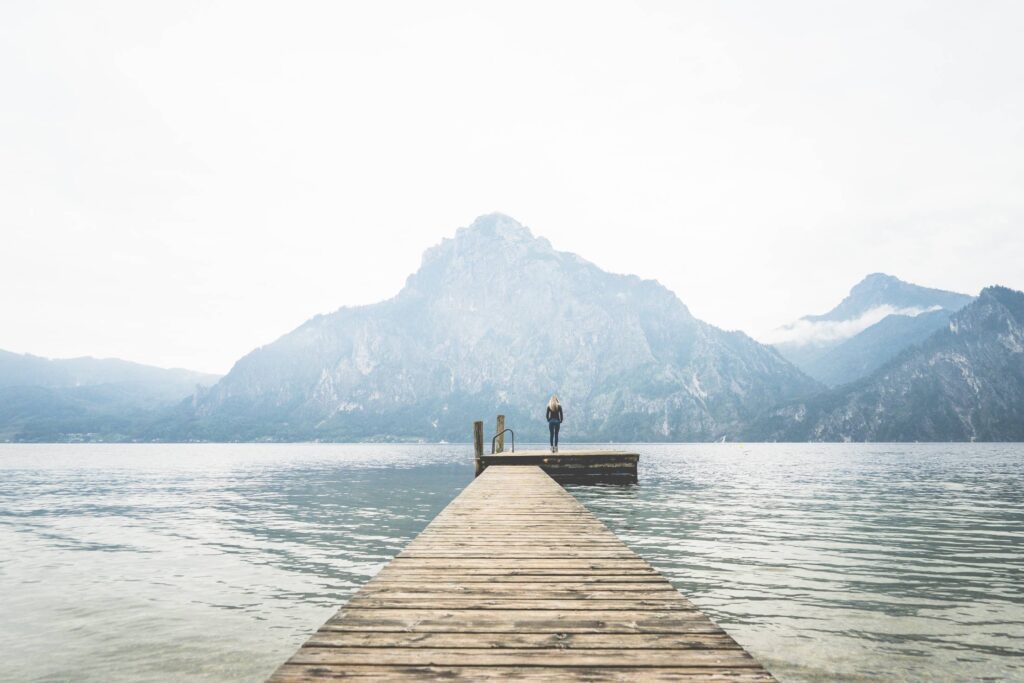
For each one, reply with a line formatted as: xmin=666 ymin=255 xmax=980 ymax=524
xmin=553 ymin=422 xmax=560 ymax=449
xmin=549 ymin=422 xmax=556 ymax=449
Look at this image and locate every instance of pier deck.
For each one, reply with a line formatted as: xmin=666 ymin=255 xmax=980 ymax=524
xmin=479 ymin=449 xmax=639 ymax=483
xmin=269 ymin=466 xmax=773 ymax=681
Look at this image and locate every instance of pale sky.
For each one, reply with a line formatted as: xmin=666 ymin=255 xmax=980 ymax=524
xmin=2 ymin=1 xmax=1022 ymax=374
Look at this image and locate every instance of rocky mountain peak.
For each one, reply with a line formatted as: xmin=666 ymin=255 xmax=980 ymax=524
xmin=427 ymin=213 xmax=545 ymax=258
xmin=177 ymin=214 xmax=818 ymax=442
xmin=953 ymin=286 xmax=1024 ymax=338
xmin=460 ymin=212 xmax=535 ymax=242
xmin=978 ymin=285 xmax=1024 ymax=319
xmin=750 ymin=284 xmax=1024 ymax=441
xmin=772 ymin=273 xmax=976 ymax=387
xmin=850 ymin=272 xmax=901 ymax=293
xmin=406 ymin=214 xmax=555 ymax=293
xmin=808 ymin=273 xmax=972 ymax=323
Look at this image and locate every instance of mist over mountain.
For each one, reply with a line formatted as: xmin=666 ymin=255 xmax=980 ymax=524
xmin=161 ymin=214 xmax=819 ymax=442
xmin=771 ymin=274 xmax=973 ymax=386
xmin=803 ymin=273 xmax=972 ymax=324
xmin=748 ymin=286 xmax=1024 ymax=441
xmin=0 ymin=351 xmax=220 ymax=441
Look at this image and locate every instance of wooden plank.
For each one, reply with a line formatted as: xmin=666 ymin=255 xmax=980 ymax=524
xmin=344 ymin=598 xmax=697 ymax=610
xmin=304 ymin=631 xmax=741 ymax=650
xmin=358 ymin=583 xmax=683 ymax=595
xmin=370 ymin=572 xmax=664 ymax=580
xmin=318 ymin=611 xmax=725 ymax=634
xmin=397 ymin=551 xmax=641 ymax=559
xmin=289 ymin=647 xmax=760 ymax=667
xmin=387 ymin=558 xmax=655 ymax=569
xmin=370 ymin=572 xmax=668 ymax=582
xmin=373 ymin=567 xmax=663 ymax=576
xmin=404 ymin=539 xmax=629 ymax=546
xmin=266 ymin=465 xmax=774 ymax=682
xmin=349 ymin=592 xmax=692 ymax=603
xmin=271 ymin=664 xmax=776 ymax=681
xmin=413 ymin=529 xmax=622 ymax=533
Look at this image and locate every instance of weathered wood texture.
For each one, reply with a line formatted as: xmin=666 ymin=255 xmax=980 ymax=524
xmin=479 ymin=449 xmax=639 ymax=483
xmin=268 ymin=466 xmax=774 ymax=681
xmin=496 ymin=415 xmax=506 ymax=453
xmin=474 ymin=421 xmax=485 ymax=477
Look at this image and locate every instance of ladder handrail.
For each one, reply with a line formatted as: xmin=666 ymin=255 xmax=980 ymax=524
xmin=491 ymin=428 xmax=515 ymax=454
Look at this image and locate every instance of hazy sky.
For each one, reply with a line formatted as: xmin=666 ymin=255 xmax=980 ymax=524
xmin=3 ymin=1 xmax=1022 ymax=374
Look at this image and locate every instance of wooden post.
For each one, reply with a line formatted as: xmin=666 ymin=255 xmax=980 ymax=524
xmin=473 ymin=420 xmax=484 ymax=477
xmin=495 ymin=414 xmax=505 ymax=453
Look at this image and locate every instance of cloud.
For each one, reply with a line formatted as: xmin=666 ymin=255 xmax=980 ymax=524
xmin=762 ymin=305 xmax=942 ymax=347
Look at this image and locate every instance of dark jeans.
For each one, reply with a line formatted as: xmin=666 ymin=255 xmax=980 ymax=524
xmin=549 ymin=420 xmax=560 ymax=448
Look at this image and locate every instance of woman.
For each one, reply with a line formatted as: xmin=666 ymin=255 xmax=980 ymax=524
xmin=546 ymin=395 xmax=563 ymax=453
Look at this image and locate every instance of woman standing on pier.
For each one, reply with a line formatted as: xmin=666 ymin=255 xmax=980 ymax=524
xmin=546 ymin=395 xmax=563 ymax=453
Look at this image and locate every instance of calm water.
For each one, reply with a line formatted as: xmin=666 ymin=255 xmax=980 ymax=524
xmin=0 ymin=444 xmax=1021 ymax=682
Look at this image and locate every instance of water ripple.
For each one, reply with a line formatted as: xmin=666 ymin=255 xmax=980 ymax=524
xmin=569 ymin=443 xmax=1024 ymax=682
xmin=0 ymin=442 xmax=1021 ymax=682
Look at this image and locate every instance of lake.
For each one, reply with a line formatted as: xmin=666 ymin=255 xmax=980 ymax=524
xmin=0 ymin=443 xmax=1021 ymax=681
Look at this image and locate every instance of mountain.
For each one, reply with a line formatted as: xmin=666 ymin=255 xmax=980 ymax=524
xmin=160 ymin=213 xmax=820 ymax=442
xmin=771 ymin=274 xmax=973 ymax=386
xmin=0 ymin=351 xmax=220 ymax=441
xmin=801 ymin=273 xmax=972 ymax=323
xmin=747 ymin=286 xmax=1024 ymax=441
xmin=0 ymin=351 xmax=220 ymax=397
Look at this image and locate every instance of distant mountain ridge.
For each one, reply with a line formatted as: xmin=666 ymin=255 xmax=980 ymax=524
xmin=162 ymin=214 xmax=819 ymax=442
xmin=0 ymin=351 xmax=219 ymax=393
xmin=805 ymin=273 xmax=972 ymax=323
xmin=748 ymin=286 xmax=1024 ymax=441
xmin=0 ymin=351 xmax=220 ymax=441
xmin=772 ymin=274 xmax=973 ymax=386
xmin=4 ymin=215 xmax=1022 ymax=443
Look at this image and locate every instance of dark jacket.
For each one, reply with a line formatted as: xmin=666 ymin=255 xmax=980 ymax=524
xmin=546 ymin=405 xmax=563 ymax=423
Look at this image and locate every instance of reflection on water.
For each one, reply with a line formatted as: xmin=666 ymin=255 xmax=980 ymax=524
xmin=569 ymin=444 xmax=1024 ymax=682
xmin=0 ymin=444 xmax=471 ymax=682
xmin=0 ymin=443 xmax=1021 ymax=682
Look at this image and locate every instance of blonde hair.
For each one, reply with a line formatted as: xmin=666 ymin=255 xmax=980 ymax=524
xmin=548 ymin=395 xmax=560 ymax=411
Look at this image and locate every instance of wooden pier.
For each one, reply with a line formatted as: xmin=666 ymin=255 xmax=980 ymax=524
xmin=269 ymin=466 xmax=774 ymax=681
xmin=479 ymin=449 xmax=639 ymax=484
xmin=473 ymin=417 xmax=638 ymax=483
